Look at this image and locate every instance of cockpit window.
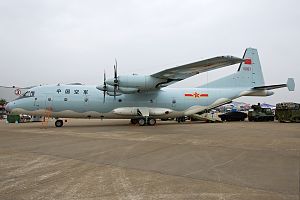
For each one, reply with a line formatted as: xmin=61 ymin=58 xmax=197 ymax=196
xmin=15 ymin=90 xmax=35 ymax=100
xmin=23 ymin=91 xmax=35 ymax=97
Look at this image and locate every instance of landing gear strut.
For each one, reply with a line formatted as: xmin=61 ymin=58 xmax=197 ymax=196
xmin=55 ymin=119 xmax=63 ymax=127
xmin=130 ymin=119 xmax=138 ymax=124
xmin=176 ymin=116 xmax=186 ymax=123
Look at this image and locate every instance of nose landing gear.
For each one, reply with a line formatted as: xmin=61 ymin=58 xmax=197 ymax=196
xmin=55 ymin=119 xmax=64 ymax=127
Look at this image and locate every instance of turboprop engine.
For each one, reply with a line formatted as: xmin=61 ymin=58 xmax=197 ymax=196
xmin=105 ymin=74 xmax=165 ymax=92
xmin=96 ymin=84 xmax=139 ymax=94
xmin=96 ymin=61 xmax=167 ymax=102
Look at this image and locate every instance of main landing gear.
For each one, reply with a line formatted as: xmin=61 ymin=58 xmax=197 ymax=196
xmin=55 ymin=119 xmax=64 ymax=127
xmin=130 ymin=117 xmax=156 ymax=126
xmin=176 ymin=116 xmax=187 ymax=123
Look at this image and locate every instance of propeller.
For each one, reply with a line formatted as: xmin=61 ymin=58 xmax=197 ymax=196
xmin=113 ymin=59 xmax=119 ymax=100
xmin=103 ymin=70 xmax=107 ymax=103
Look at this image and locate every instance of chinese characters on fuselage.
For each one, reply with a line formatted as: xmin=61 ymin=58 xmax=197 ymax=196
xmin=56 ymin=89 xmax=89 ymax=95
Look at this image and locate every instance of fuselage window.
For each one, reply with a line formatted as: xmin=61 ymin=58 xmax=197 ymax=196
xmin=64 ymin=98 xmax=68 ymax=101
xmin=48 ymin=98 xmax=52 ymax=101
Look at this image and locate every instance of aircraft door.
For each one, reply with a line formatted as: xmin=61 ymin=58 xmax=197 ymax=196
xmin=33 ymin=96 xmax=46 ymax=111
xmin=171 ymin=97 xmax=176 ymax=108
xmin=45 ymin=96 xmax=53 ymax=111
xmin=33 ymin=97 xmax=40 ymax=110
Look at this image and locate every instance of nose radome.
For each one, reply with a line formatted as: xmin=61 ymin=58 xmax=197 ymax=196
xmin=5 ymin=102 xmax=15 ymax=112
xmin=5 ymin=103 xmax=11 ymax=112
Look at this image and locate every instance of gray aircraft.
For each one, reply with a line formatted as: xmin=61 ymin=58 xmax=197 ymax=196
xmin=5 ymin=48 xmax=295 ymax=127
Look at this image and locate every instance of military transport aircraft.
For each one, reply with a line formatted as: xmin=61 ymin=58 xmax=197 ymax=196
xmin=5 ymin=48 xmax=295 ymax=127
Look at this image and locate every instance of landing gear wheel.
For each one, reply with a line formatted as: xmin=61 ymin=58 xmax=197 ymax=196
xmin=148 ymin=118 xmax=156 ymax=126
xmin=138 ymin=118 xmax=146 ymax=126
xmin=55 ymin=120 xmax=63 ymax=127
xmin=130 ymin=119 xmax=138 ymax=124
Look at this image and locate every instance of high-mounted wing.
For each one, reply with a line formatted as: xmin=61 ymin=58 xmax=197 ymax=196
xmin=98 ymin=55 xmax=244 ymax=95
xmin=151 ymin=56 xmax=243 ymax=87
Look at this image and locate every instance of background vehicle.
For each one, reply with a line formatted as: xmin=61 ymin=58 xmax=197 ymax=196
xmin=218 ymin=111 xmax=247 ymax=121
xmin=275 ymin=102 xmax=300 ymax=122
xmin=248 ymin=103 xmax=274 ymax=121
xmin=7 ymin=114 xmax=21 ymax=123
xmin=20 ymin=115 xmax=31 ymax=123
xmin=0 ymin=105 xmax=6 ymax=120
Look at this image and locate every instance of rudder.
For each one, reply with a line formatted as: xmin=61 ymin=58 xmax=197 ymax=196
xmin=237 ymin=48 xmax=265 ymax=87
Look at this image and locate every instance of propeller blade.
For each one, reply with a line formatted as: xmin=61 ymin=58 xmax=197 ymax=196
xmin=103 ymin=70 xmax=107 ymax=103
xmin=103 ymin=90 xmax=106 ymax=103
xmin=114 ymin=65 xmax=117 ymax=79
xmin=113 ymin=60 xmax=119 ymax=100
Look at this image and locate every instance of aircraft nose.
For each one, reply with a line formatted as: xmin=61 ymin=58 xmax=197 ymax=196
xmin=5 ymin=102 xmax=14 ymax=112
xmin=5 ymin=103 xmax=11 ymax=112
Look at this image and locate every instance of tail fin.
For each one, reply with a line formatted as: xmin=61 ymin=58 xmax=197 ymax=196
xmin=199 ymin=48 xmax=265 ymax=88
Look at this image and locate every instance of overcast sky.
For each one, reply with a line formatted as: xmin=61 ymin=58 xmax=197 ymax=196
xmin=0 ymin=0 xmax=299 ymax=104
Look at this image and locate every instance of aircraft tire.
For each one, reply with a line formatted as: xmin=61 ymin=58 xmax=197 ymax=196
xmin=138 ymin=118 xmax=146 ymax=126
xmin=55 ymin=120 xmax=63 ymax=127
xmin=148 ymin=118 xmax=156 ymax=126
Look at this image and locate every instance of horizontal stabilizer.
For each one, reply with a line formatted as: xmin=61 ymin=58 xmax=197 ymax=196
xmin=252 ymin=78 xmax=295 ymax=91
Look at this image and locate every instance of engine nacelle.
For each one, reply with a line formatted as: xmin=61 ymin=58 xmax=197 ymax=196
xmin=96 ymin=85 xmax=139 ymax=94
xmin=105 ymin=74 xmax=165 ymax=91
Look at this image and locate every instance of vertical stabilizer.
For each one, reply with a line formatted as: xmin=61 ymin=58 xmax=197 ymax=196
xmin=199 ymin=48 xmax=265 ymax=88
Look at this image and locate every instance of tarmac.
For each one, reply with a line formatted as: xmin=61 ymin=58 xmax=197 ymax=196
xmin=0 ymin=119 xmax=299 ymax=200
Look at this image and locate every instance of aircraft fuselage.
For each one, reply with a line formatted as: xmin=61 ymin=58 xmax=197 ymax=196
xmin=7 ymin=84 xmax=243 ymax=119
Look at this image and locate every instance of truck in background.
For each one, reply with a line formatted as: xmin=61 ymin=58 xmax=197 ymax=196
xmin=248 ymin=103 xmax=275 ymax=122
xmin=275 ymin=102 xmax=300 ymax=122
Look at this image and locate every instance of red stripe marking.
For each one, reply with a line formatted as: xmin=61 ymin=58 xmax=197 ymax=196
xmin=184 ymin=94 xmax=193 ymax=96
xmin=200 ymin=94 xmax=208 ymax=97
